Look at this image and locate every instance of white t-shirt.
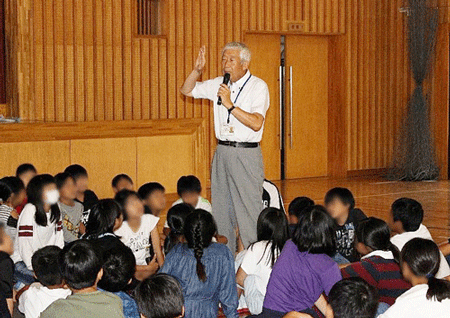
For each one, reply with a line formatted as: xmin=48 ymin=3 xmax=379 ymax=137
xmin=240 ymin=241 xmax=278 ymax=296
xmin=378 ymin=284 xmax=450 ymax=318
xmin=18 ymin=282 xmax=71 ymax=318
xmin=391 ymin=224 xmax=450 ymax=278
xmin=164 ymin=196 xmax=212 ymax=228
xmin=192 ymin=70 xmax=270 ymax=142
xmin=11 ymin=204 xmax=64 ymax=270
xmin=114 ymin=214 xmax=159 ymax=266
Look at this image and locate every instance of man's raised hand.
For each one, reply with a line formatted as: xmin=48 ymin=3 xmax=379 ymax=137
xmin=194 ymin=45 xmax=206 ymax=74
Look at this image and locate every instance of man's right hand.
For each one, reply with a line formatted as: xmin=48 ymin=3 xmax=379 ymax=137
xmin=194 ymin=45 xmax=206 ymax=73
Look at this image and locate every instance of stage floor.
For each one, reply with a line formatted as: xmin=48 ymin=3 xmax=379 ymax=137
xmin=273 ymin=176 xmax=450 ymax=244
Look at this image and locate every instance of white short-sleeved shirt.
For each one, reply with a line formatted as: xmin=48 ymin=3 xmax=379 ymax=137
xmin=378 ymin=284 xmax=450 ymax=318
xmin=18 ymin=282 xmax=71 ymax=318
xmin=240 ymin=241 xmax=278 ymax=296
xmin=164 ymin=196 xmax=212 ymax=228
xmin=191 ymin=70 xmax=270 ymax=142
xmin=391 ymin=224 xmax=450 ymax=278
xmin=114 ymin=214 xmax=159 ymax=266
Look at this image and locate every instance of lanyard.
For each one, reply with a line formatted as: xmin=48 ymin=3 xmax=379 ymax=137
xmin=227 ymin=74 xmax=252 ymax=124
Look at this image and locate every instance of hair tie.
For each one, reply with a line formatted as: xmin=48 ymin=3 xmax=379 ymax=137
xmin=426 ymin=273 xmax=434 ymax=279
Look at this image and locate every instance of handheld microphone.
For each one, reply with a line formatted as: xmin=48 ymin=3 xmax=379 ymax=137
xmin=218 ymin=73 xmax=231 ymax=105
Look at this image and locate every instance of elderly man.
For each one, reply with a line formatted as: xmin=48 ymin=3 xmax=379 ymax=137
xmin=180 ymin=42 xmax=270 ymax=251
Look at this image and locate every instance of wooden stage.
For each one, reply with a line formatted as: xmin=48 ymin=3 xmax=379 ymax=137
xmin=272 ymin=176 xmax=450 ymax=244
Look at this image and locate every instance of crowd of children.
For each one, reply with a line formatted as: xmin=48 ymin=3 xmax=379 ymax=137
xmin=1 ymin=163 xmax=450 ymax=318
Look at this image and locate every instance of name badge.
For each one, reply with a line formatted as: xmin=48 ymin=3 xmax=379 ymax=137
xmin=221 ymin=124 xmax=235 ymax=137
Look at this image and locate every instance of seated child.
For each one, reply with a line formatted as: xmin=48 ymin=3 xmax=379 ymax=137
xmin=378 ymin=238 xmax=450 ymax=318
xmin=287 ymin=196 xmax=315 ymax=236
xmin=173 ymin=175 xmax=211 ymax=211
xmin=258 ymin=205 xmax=342 ymax=318
xmin=64 ymin=164 xmax=99 ymax=212
xmin=341 ymin=217 xmax=411 ymax=307
xmin=114 ymin=190 xmax=164 ymax=280
xmin=18 ymin=246 xmax=71 ymax=318
xmin=0 ymin=223 xmax=14 ymax=317
xmin=390 ymin=198 xmax=450 ymax=278
xmin=164 ymin=203 xmax=194 ymax=254
xmin=112 ymin=174 xmax=134 ymax=194
xmin=15 ymin=164 xmax=37 ymax=215
xmin=324 ymin=187 xmax=367 ymax=263
xmin=236 ymin=208 xmax=290 ymax=315
xmin=135 ymin=273 xmax=185 ymax=318
xmin=40 ymin=240 xmax=125 ymax=318
xmin=55 ymin=173 xmax=85 ymax=243
xmin=262 ymin=179 xmax=285 ymax=213
xmin=160 ymin=210 xmax=238 ymax=318
xmin=138 ymin=182 xmax=166 ymax=217
xmin=97 ymin=244 xmax=140 ymax=318
xmin=11 ymin=174 xmax=64 ymax=289
xmin=0 ymin=177 xmax=26 ymax=242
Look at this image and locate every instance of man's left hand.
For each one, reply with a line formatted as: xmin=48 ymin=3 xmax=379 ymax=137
xmin=218 ymin=84 xmax=233 ymax=109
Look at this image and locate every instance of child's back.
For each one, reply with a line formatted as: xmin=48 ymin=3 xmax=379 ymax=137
xmin=41 ymin=290 xmax=124 ymax=318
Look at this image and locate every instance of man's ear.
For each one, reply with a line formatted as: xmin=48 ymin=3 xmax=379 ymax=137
xmin=325 ymin=304 xmax=334 ymax=318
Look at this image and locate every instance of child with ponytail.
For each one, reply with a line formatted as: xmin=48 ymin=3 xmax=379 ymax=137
xmin=378 ymin=238 xmax=450 ymax=318
xmin=341 ymin=217 xmax=411 ymax=309
xmin=160 ymin=209 xmax=238 ymax=318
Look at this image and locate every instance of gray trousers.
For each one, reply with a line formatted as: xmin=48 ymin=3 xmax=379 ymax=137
xmin=211 ymin=144 xmax=264 ymax=251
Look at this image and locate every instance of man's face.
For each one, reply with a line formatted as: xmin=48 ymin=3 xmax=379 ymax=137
xmin=222 ymin=49 xmax=248 ymax=83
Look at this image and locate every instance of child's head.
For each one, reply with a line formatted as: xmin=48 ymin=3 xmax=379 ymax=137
xmin=324 ymin=188 xmax=355 ymax=221
xmin=59 ymin=240 xmax=103 ymax=291
xmin=0 ymin=181 xmax=12 ymax=206
xmin=31 ymin=246 xmax=64 ymax=287
xmin=355 ymin=217 xmax=399 ymax=260
xmin=256 ymin=207 xmax=290 ymax=267
xmin=292 ymin=205 xmax=336 ymax=257
xmin=138 ymin=182 xmax=166 ymax=215
xmin=27 ymin=174 xmax=61 ymax=227
xmin=64 ymin=164 xmax=89 ymax=194
xmin=326 ymin=277 xmax=378 ymax=318
xmin=1 ymin=176 xmax=26 ymax=208
xmin=135 ymin=273 xmax=184 ymax=318
xmin=164 ymin=203 xmax=194 ymax=254
xmin=55 ymin=172 xmax=77 ymax=201
xmin=391 ymin=198 xmax=423 ymax=234
xmin=16 ymin=163 xmax=37 ymax=188
xmin=176 ymin=175 xmax=202 ymax=208
xmin=98 ymin=244 xmax=136 ymax=292
xmin=0 ymin=223 xmax=13 ymax=255
xmin=85 ymin=199 xmax=123 ymax=238
xmin=184 ymin=210 xmax=217 ymax=282
xmin=401 ymin=238 xmax=450 ymax=301
xmin=112 ymin=174 xmax=134 ymax=194
xmin=288 ymin=196 xmax=315 ymax=224
xmin=115 ymin=189 xmax=144 ymax=221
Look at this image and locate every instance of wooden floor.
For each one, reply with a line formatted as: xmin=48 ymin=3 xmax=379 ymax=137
xmin=273 ymin=176 xmax=450 ymax=244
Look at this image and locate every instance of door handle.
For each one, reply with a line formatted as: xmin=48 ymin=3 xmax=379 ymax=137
xmin=289 ymin=66 xmax=293 ymax=149
xmin=279 ymin=66 xmax=283 ymax=150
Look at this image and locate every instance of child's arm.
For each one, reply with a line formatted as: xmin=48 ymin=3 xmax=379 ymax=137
xmin=439 ymin=242 xmax=450 ymax=256
xmin=151 ymin=228 xmax=164 ymax=267
xmin=314 ymin=294 xmax=328 ymax=316
xmin=135 ymin=256 xmax=159 ymax=281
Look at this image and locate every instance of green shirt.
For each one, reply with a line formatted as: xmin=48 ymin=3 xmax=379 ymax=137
xmin=40 ymin=290 xmax=125 ymax=318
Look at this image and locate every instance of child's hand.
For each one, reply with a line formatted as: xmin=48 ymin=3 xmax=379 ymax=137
xmin=146 ymin=255 xmax=159 ymax=273
xmin=10 ymin=209 xmax=19 ymax=219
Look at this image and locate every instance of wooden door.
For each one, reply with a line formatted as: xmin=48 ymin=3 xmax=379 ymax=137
xmin=245 ymin=33 xmax=282 ymax=180
xmin=285 ymin=36 xmax=328 ymax=179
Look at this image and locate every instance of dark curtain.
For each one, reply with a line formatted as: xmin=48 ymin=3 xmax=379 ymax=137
xmin=0 ymin=0 xmax=5 ymax=104
xmin=389 ymin=0 xmax=439 ymax=181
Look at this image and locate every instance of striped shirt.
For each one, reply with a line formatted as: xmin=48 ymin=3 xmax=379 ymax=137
xmin=341 ymin=251 xmax=411 ymax=305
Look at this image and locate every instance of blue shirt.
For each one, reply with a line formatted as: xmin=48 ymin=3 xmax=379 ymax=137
xmin=160 ymin=243 xmax=238 ymax=318
xmin=98 ymin=288 xmax=139 ymax=318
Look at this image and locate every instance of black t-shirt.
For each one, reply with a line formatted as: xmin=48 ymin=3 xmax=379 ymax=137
xmin=0 ymin=252 xmax=14 ymax=300
xmin=334 ymin=208 xmax=367 ymax=263
xmin=75 ymin=189 xmax=99 ymax=212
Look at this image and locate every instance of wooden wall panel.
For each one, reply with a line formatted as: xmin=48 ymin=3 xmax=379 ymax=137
xmin=0 ymin=140 xmax=70 ymax=176
xmin=346 ymin=0 xmax=414 ymax=171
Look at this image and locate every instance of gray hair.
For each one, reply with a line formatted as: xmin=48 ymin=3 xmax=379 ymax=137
xmin=222 ymin=42 xmax=251 ymax=64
